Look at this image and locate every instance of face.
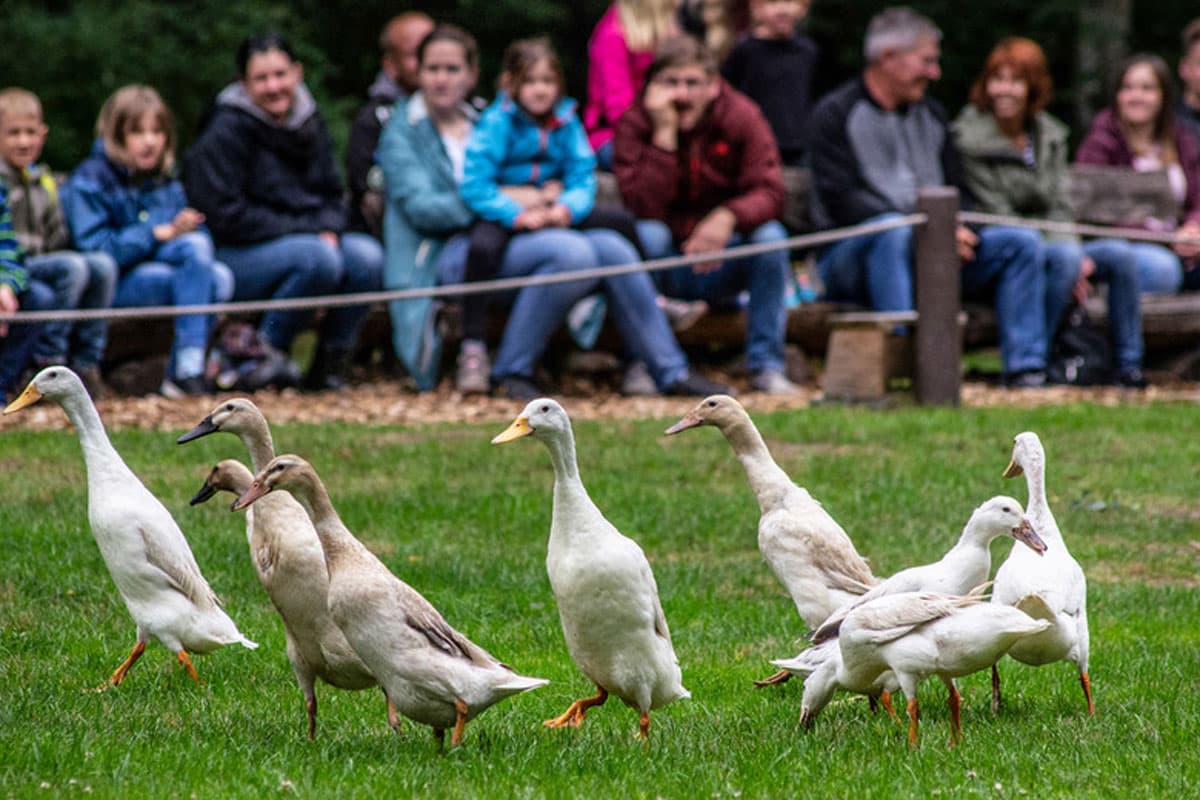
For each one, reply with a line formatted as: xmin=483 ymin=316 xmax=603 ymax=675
xmin=880 ymin=35 xmax=942 ymax=104
xmin=753 ymin=0 xmax=808 ymax=39
xmin=653 ymin=63 xmax=720 ymax=131
xmin=123 ymin=110 xmax=167 ymax=173
xmin=0 ymin=112 xmax=48 ymax=169
xmin=515 ymin=58 xmax=560 ymax=119
xmin=418 ymin=40 xmax=477 ymax=115
xmin=986 ymin=64 xmax=1030 ymax=124
xmin=1118 ymin=62 xmax=1164 ymax=127
xmin=385 ymin=18 xmax=435 ymax=93
xmin=243 ymin=48 xmax=303 ymax=121
xmin=1181 ymin=42 xmax=1200 ymax=95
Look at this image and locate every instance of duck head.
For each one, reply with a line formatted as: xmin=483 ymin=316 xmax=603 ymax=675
xmin=191 ymin=460 xmax=253 ymax=506
xmin=232 ymin=454 xmax=310 ymax=511
xmin=1002 ymin=431 xmax=1045 ymax=478
xmin=178 ymin=398 xmax=261 ymax=443
xmin=971 ymin=495 xmax=1047 ymax=555
xmin=664 ymin=394 xmax=743 ymax=435
xmin=3 ymin=366 xmax=84 ymax=414
xmin=491 ymin=397 xmax=571 ymax=444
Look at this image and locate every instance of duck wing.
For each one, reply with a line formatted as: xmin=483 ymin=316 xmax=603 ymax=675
xmin=137 ymin=524 xmax=220 ymax=609
xmin=388 ymin=579 xmax=502 ymax=669
xmin=845 ymin=592 xmax=981 ymax=646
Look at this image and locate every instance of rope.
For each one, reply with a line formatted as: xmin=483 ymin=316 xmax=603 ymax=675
xmin=0 ymin=214 xmax=924 ymax=323
xmin=958 ymin=210 xmax=1200 ymax=245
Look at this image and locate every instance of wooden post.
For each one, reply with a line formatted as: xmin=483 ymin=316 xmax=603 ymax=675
xmin=914 ymin=187 xmax=962 ymax=405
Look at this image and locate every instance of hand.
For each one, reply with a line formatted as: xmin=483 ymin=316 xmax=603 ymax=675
xmin=643 ymin=80 xmax=679 ymax=151
xmin=540 ymin=180 xmax=564 ymax=206
xmin=1174 ymin=222 xmax=1200 ymax=260
xmin=1072 ymin=256 xmax=1096 ymax=305
xmin=682 ymin=207 xmax=736 ymax=274
xmin=500 ymin=185 xmax=545 ymax=209
xmin=0 ymin=284 xmax=18 ymax=337
xmin=955 ymin=225 xmax=978 ymax=262
xmin=513 ymin=208 xmax=548 ymax=231
xmin=543 ymin=204 xmax=573 ymax=228
xmin=172 ymin=207 xmax=204 ymax=234
xmin=319 ymin=231 xmax=339 ymax=249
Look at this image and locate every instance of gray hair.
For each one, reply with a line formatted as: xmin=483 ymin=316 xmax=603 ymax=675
xmin=864 ymin=7 xmax=942 ymax=64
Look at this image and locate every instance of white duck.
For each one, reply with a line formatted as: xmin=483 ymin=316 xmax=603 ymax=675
xmin=798 ymin=589 xmax=1052 ymax=747
xmin=232 ymin=454 xmax=547 ymax=747
xmin=665 ymin=395 xmax=879 ymax=684
xmin=991 ymin=431 xmax=1093 ymax=715
xmin=179 ymin=399 xmax=395 ymax=739
xmin=493 ymin=398 xmax=689 ymax=740
xmin=3 ymin=367 xmax=257 ymax=689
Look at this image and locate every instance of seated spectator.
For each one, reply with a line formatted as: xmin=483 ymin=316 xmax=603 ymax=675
xmin=615 ymin=34 xmax=799 ymax=395
xmin=0 ymin=180 xmax=55 ymax=404
xmin=1177 ymin=19 xmax=1200 ymax=143
xmin=953 ymin=37 xmax=1147 ymax=387
xmin=346 ymin=12 xmax=434 ymax=237
xmin=582 ymin=0 xmax=677 ymax=170
xmin=185 ymin=32 xmax=385 ymax=391
xmin=809 ymin=7 xmax=1050 ymax=388
xmin=721 ymin=0 xmax=818 ymax=166
xmin=377 ymin=24 xmax=726 ymax=399
xmin=0 ymin=87 xmax=116 ymax=398
xmin=1076 ymin=54 xmax=1200 ymax=294
xmin=64 ymin=85 xmax=232 ymax=397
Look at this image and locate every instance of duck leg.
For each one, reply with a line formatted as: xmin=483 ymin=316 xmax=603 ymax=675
xmin=433 ymin=728 xmax=445 ymax=749
xmin=879 ymin=690 xmax=898 ymax=721
xmin=637 ymin=711 xmax=651 ymax=746
xmin=753 ymin=669 xmax=792 ymax=687
xmin=1080 ymin=671 xmax=1095 ymax=715
xmin=450 ymin=698 xmax=469 ymax=747
xmin=93 ymin=640 xmax=146 ymax=691
xmin=305 ymin=691 xmax=318 ymax=740
xmin=945 ymin=678 xmax=962 ymax=747
xmin=176 ymin=650 xmax=201 ymax=682
xmin=543 ymin=686 xmax=608 ymax=728
xmin=990 ymin=664 xmax=1002 ymax=713
xmin=906 ymin=697 xmax=920 ymax=748
xmin=383 ymin=689 xmax=401 ymax=732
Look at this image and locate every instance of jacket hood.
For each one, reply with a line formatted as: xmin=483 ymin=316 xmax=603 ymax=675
xmin=953 ymin=105 xmax=1069 ymax=159
xmin=216 ymin=80 xmax=318 ymax=130
xmin=496 ymin=91 xmax=578 ymax=129
xmin=404 ymin=91 xmax=481 ymax=127
xmin=367 ymin=70 xmax=405 ymax=104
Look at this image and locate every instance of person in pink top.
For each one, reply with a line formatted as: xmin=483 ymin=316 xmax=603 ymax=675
xmin=583 ymin=0 xmax=678 ymax=169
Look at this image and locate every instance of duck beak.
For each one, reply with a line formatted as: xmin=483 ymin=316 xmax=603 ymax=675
xmin=190 ymin=479 xmax=218 ymax=506
xmin=231 ymin=480 xmax=269 ymax=511
xmin=177 ymin=416 xmax=218 ymax=444
xmin=492 ymin=415 xmax=533 ymax=444
xmin=1012 ymin=517 xmax=1047 ymax=555
xmin=1002 ymin=458 xmax=1023 ymax=478
xmin=664 ymin=411 xmax=702 ymax=435
xmin=3 ymin=382 xmax=43 ymax=414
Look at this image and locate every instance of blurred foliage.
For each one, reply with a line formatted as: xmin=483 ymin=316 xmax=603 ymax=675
xmin=0 ymin=0 xmax=1193 ymax=175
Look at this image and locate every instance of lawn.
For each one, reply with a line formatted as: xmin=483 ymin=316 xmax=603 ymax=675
xmin=0 ymin=400 xmax=1197 ymax=799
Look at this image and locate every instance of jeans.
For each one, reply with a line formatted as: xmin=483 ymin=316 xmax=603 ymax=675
xmin=438 ymin=227 xmax=687 ymax=385
xmin=24 ymin=250 xmax=117 ymax=367
xmin=1044 ymin=239 xmax=1143 ymax=372
xmin=1127 ymin=242 xmax=1184 ymax=293
xmin=639 ymin=218 xmax=790 ymax=374
xmin=818 ymin=216 xmax=1047 ymax=374
xmin=114 ymin=232 xmax=233 ymax=378
xmin=0 ymin=279 xmax=55 ymax=398
xmin=217 ymin=232 xmax=384 ymax=352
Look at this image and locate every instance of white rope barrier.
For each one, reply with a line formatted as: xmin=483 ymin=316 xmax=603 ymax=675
xmin=0 ymin=214 xmax=925 ymax=323
xmin=958 ymin=210 xmax=1200 ymax=246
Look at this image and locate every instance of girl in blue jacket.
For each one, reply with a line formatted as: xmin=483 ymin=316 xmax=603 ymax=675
xmin=456 ymin=37 xmax=643 ymax=393
xmin=64 ymin=85 xmax=232 ymax=396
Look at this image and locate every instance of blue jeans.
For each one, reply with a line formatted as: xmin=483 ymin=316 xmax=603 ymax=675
xmin=639 ymin=218 xmax=791 ymax=373
xmin=25 ymin=250 xmax=117 ymax=367
xmin=217 ymin=232 xmax=384 ymax=352
xmin=0 ymin=279 xmax=55 ymax=398
xmin=438 ymin=227 xmax=687 ymax=385
xmin=114 ymin=232 xmax=233 ymax=377
xmin=1044 ymin=239 xmax=1143 ymax=372
xmin=817 ymin=212 xmax=915 ymax=311
xmin=1127 ymin=243 xmax=1184 ymax=293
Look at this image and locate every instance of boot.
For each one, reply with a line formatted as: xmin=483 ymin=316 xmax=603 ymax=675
xmin=303 ymin=343 xmax=352 ymax=391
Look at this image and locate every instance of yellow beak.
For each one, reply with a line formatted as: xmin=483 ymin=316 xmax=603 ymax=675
xmin=3 ymin=382 xmax=43 ymax=414
xmin=1002 ymin=458 xmax=1023 ymax=478
xmin=492 ymin=416 xmax=533 ymax=444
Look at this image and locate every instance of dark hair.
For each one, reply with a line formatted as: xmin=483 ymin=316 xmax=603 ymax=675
xmin=1183 ymin=18 xmax=1200 ymax=54
xmin=1113 ymin=53 xmax=1178 ymax=158
xmin=417 ymin=24 xmax=479 ymax=70
xmin=236 ymin=32 xmax=297 ymax=76
xmin=499 ymin=37 xmax=564 ymax=100
xmin=644 ymin=35 xmax=716 ymax=86
xmin=969 ymin=37 xmax=1054 ymax=121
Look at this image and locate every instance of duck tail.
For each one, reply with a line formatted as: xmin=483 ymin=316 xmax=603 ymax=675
xmin=237 ymin=635 xmax=260 ymax=650
xmin=1015 ymin=593 xmax=1055 ymax=622
xmin=495 ymin=673 xmax=549 ymax=695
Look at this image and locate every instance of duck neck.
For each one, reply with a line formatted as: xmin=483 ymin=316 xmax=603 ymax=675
xmin=720 ymin=418 xmax=792 ymax=512
xmin=1022 ymin=457 xmax=1062 ymax=543
xmin=289 ymin=477 xmax=357 ymax=568
xmin=544 ymin=429 xmax=582 ymax=488
xmin=59 ymin=390 xmax=125 ymax=474
xmin=239 ymin=418 xmax=277 ymax=472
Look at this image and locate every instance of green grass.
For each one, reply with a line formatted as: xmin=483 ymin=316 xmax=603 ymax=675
xmin=1 ymin=402 xmax=1198 ymax=799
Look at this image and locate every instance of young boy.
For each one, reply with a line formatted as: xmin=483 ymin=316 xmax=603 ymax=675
xmin=720 ymin=0 xmax=818 ymax=166
xmin=0 ymin=87 xmax=115 ymax=397
xmin=0 ymin=180 xmax=55 ymax=404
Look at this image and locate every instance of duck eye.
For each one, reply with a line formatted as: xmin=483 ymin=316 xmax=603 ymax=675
xmin=225 ymin=403 xmax=234 ymax=411
xmin=706 ymin=400 xmax=717 ymax=407
xmin=540 ymin=405 xmax=550 ymax=413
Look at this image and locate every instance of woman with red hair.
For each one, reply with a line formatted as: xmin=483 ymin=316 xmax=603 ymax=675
xmin=953 ymin=37 xmax=1147 ymax=387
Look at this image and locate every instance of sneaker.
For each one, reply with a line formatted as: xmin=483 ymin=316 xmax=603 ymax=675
xmin=657 ymin=296 xmax=708 ymax=332
xmin=1115 ymin=368 xmax=1147 ymax=388
xmin=456 ymin=341 xmax=491 ymax=394
xmin=621 ymin=361 xmax=659 ymax=397
xmin=663 ymin=371 xmax=734 ymax=397
xmin=751 ymin=369 xmax=800 ymax=395
xmin=1004 ymin=369 xmax=1047 ymax=389
xmin=160 ymin=374 xmax=214 ymax=398
xmin=74 ymin=364 xmax=109 ymax=401
xmin=494 ymin=375 xmax=542 ymax=401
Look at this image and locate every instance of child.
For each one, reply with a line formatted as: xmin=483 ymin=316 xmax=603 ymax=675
xmin=457 ymin=37 xmax=651 ymax=394
xmin=64 ymin=85 xmax=233 ymax=397
xmin=0 ymin=87 xmax=117 ymax=398
xmin=0 ymin=181 xmax=55 ymax=404
xmin=721 ymin=0 xmax=818 ymax=166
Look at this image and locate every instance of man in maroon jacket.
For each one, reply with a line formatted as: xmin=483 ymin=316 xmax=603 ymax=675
xmin=614 ymin=35 xmax=797 ymax=394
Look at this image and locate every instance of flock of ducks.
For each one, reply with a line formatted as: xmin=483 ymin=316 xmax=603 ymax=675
xmin=3 ymin=367 xmax=1093 ymax=749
